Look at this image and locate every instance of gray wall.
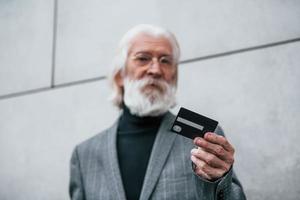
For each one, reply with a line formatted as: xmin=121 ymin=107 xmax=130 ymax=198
xmin=0 ymin=0 xmax=299 ymax=199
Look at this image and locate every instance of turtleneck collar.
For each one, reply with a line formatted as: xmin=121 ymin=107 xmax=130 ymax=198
xmin=118 ymin=105 xmax=166 ymax=133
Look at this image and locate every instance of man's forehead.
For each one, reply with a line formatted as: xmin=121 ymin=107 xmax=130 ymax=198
xmin=128 ymin=34 xmax=173 ymax=55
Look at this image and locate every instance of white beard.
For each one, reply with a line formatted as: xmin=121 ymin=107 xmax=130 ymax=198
xmin=123 ymin=77 xmax=177 ymax=117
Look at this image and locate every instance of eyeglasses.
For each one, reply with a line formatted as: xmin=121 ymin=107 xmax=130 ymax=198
xmin=131 ymin=52 xmax=175 ymax=68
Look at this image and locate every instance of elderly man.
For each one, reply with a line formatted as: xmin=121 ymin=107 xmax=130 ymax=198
xmin=69 ymin=24 xmax=246 ymax=200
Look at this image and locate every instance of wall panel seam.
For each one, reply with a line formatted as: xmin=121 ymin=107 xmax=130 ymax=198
xmin=51 ymin=0 xmax=58 ymax=88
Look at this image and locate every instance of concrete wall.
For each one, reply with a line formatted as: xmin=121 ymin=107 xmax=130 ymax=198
xmin=0 ymin=0 xmax=299 ymax=199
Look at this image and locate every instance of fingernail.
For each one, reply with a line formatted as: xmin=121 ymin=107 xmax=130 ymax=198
xmin=196 ymin=137 xmax=202 ymax=144
xmin=193 ymin=137 xmax=199 ymax=144
xmin=191 ymin=149 xmax=197 ymax=154
xmin=205 ymin=132 xmax=213 ymax=138
xmin=190 ymin=155 xmax=196 ymax=161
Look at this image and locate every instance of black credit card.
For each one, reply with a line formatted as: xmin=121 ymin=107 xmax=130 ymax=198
xmin=171 ymin=107 xmax=218 ymax=139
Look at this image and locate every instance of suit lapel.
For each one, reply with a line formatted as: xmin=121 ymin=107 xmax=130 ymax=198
xmin=102 ymin=120 xmax=127 ymax=200
xmin=139 ymin=112 xmax=177 ymax=200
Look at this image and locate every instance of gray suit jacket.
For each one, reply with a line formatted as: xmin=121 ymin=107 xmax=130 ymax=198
xmin=70 ymin=112 xmax=246 ymax=200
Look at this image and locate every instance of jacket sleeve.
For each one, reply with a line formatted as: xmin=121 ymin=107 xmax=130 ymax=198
xmin=215 ymin=125 xmax=246 ymax=199
xmin=215 ymin=168 xmax=246 ymax=200
xmin=69 ymin=146 xmax=86 ymax=200
xmin=194 ymin=125 xmax=247 ymax=200
xmin=194 ymin=167 xmax=246 ymax=200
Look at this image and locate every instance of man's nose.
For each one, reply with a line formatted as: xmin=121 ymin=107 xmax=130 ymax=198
xmin=147 ymin=59 xmax=162 ymax=77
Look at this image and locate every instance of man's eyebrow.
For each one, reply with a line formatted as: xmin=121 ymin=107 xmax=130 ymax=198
xmin=134 ymin=51 xmax=173 ymax=57
xmin=134 ymin=51 xmax=151 ymax=55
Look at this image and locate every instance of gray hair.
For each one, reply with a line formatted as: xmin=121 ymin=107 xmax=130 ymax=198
xmin=109 ymin=24 xmax=181 ymax=108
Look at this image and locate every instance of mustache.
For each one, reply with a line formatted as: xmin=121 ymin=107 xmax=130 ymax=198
xmin=141 ymin=77 xmax=169 ymax=91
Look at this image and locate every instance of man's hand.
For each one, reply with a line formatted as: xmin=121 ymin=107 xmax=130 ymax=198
xmin=190 ymin=132 xmax=235 ymax=181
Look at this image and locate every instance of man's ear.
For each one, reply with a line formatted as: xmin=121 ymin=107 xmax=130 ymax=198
xmin=114 ymin=70 xmax=124 ymax=87
xmin=172 ymin=65 xmax=178 ymax=87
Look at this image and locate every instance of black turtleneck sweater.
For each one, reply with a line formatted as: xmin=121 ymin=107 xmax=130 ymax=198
xmin=117 ymin=106 xmax=164 ymax=200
